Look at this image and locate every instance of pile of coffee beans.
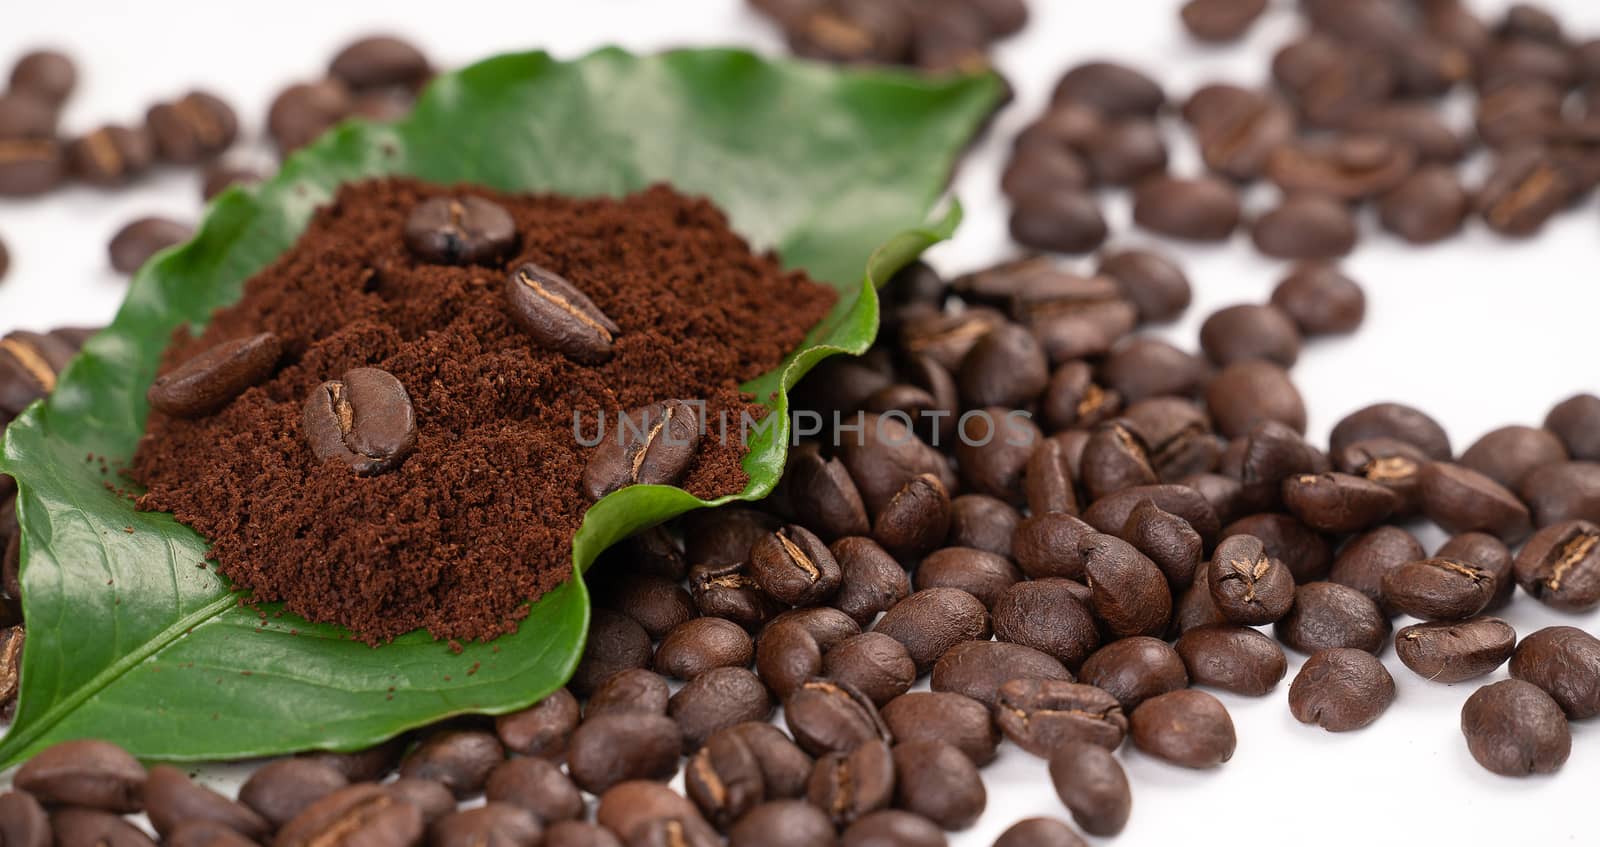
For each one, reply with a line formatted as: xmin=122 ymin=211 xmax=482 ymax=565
xmin=746 ymin=0 xmax=1029 ymax=73
xmin=1006 ymin=0 xmax=1600 ymax=255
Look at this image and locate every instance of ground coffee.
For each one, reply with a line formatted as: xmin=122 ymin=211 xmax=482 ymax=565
xmin=129 ymin=178 xmax=834 ymax=644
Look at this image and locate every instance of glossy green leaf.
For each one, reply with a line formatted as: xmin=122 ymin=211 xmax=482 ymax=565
xmin=0 ymin=48 xmax=998 ymax=766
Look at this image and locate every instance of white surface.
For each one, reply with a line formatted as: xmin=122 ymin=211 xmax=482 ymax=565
xmin=3 ymin=1 xmax=1599 ymax=844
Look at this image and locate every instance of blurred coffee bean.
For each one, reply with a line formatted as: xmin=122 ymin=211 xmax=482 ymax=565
xmin=329 ymin=35 xmax=432 ymax=91
xmin=1267 ymin=135 xmax=1416 ymax=200
xmin=239 ymin=759 xmax=348 ymax=829
xmin=66 ymin=125 xmax=153 ymax=186
xmin=1181 ymin=0 xmax=1267 ymax=42
xmin=147 ymin=91 xmax=238 ymax=163
xmin=1419 ymin=462 xmax=1533 ymax=543
xmin=1132 ymin=176 xmax=1241 ymax=241
xmin=398 ymin=729 xmax=503 ymax=799
xmin=1001 ymin=146 xmax=1091 ymax=199
xmin=404 ymin=195 xmax=517 ymax=265
xmin=1269 ymin=264 xmax=1365 ymax=336
xmin=1520 ymin=462 xmax=1600 ymax=527
xmin=1477 ymin=146 xmax=1572 ymax=237
xmin=567 ymin=712 xmax=681 ymax=794
xmin=268 ymin=80 xmax=353 ymax=155
xmin=1051 ymin=61 xmax=1165 ymax=118
xmin=1100 ymin=338 xmax=1211 ymax=403
xmin=0 ymin=139 xmax=65 ymax=196
xmin=0 ymin=93 xmax=57 ymax=140
xmin=1345 ymin=104 xmax=1467 ymax=163
xmin=9 ymin=49 xmax=76 ymax=105
xmin=1545 ymin=394 xmax=1600 ymax=461
xmin=1080 ymin=118 xmax=1167 ymax=185
xmin=48 ymin=810 xmax=156 ymax=847
xmin=570 ymin=608 xmax=652 ymax=695
xmin=1206 ymin=360 xmax=1306 ymax=438
xmin=1199 ymin=303 xmax=1301 ymax=368
xmin=201 ymin=161 xmax=267 ymax=201
xmin=1459 ymin=425 xmax=1568 ymax=490
xmin=1251 ymin=194 xmax=1357 ymax=260
xmin=109 ymin=217 xmax=193 ymax=274
xmin=1095 ymin=248 xmax=1190 ymax=323
xmin=142 ymin=765 xmax=268 ymax=838
xmin=958 ymin=323 xmax=1048 ymax=408
xmin=1332 ymin=402 xmax=1452 ymax=461
xmin=1273 ymin=35 xmax=1395 ymax=126
xmin=1009 ymin=190 xmax=1107 ymax=254
xmin=1185 ymin=84 xmax=1296 ymax=181
xmin=496 ymin=687 xmax=579 ymax=757
xmin=587 ymin=668 xmax=671 ymax=719
xmin=276 ymin=784 xmax=424 ymax=847
xmin=14 ymin=739 xmax=146 ymax=812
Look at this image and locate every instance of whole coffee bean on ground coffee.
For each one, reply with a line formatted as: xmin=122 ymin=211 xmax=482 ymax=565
xmin=128 ymin=179 xmax=834 ymax=643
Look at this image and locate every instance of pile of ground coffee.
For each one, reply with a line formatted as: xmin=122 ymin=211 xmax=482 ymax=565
xmin=129 ymin=178 xmax=834 ymax=644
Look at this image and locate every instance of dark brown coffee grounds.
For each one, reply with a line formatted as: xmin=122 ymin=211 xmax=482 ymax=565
xmin=129 ymin=178 xmax=834 ymax=644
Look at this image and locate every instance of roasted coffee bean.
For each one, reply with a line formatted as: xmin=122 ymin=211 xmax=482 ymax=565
xmin=1047 ymin=742 xmax=1129 ymax=837
xmin=404 ymin=196 xmax=515 ymax=265
xmin=239 ymin=758 xmax=349 ymax=828
xmin=668 ymin=666 xmax=773 ymax=751
xmin=267 ymin=80 xmax=352 ymax=154
xmin=1346 ymin=104 xmax=1467 ymax=163
xmin=946 ymin=495 xmax=1021 ymax=559
xmin=727 ymin=800 xmax=834 ymax=847
xmin=1281 ymin=471 xmax=1399 ymax=533
xmin=1080 ymin=118 xmax=1168 ymax=185
xmin=839 ymin=412 xmax=953 ymax=515
xmin=166 ymin=819 xmax=269 ymax=847
xmin=748 ymin=524 xmax=840 ymax=606
xmin=1268 ymin=135 xmax=1415 ymax=200
xmin=724 ymin=722 xmax=813 ymax=800
xmin=1379 ymin=165 xmax=1470 ymax=244
xmin=1396 ymin=617 xmax=1516 ymax=684
xmin=1022 ymin=438 xmax=1078 ymax=517
xmin=586 ymin=669 xmax=672 ymax=720
xmin=686 ymin=729 xmax=767 ymax=828
xmin=1182 ymin=473 xmax=1247 ymax=527
xmin=1231 ymin=421 xmax=1324 ymax=512
xmin=1099 ymin=338 xmax=1211 ymax=403
xmin=1079 ymin=419 xmax=1156 ymax=502
xmin=900 ymin=310 xmax=1006 ymax=376
xmin=1514 ymin=520 xmax=1600 ymax=612
xmin=788 ymin=451 xmax=870 ymax=541
xmin=496 ymin=687 xmax=579 ymax=757
xmin=1131 ymin=176 xmax=1241 ymax=241
xmin=0 ymin=91 xmax=57 ymax=140
xmin=1030 ymin=299 xmax=1139 ymax=364
xmin=1521 ymin=462 xmax=1600 ymax=527
xmin=914 ymin=546 xmax=1020 ymax=609
xmin=691 ymin=563 xmax=782 ymax=631
xmin=1077 ymin=636 xmax=1186 ymax=712
xmin=1208 ymin=534 xmax=1294 ymax=625
xmin=545 ymin=821 xmax=625 ymax=847
xmin=1459 ymin=425 xmax=1568 ymax=492
xmin=10 ymin=49 xmax=75 ymax=104
xmin=1094 ymin=248 xmax=1189 ymax=324
xmin=47 ymin=810 xmax=155 ymax=847
xmin=840 ymin=810 xmax=947 ymax=847
xmin=329 ymin=35 xmax=431 ymax=91
xmin=595 ymin=780 xmax=711 ymax=844
xmin=146 ymin=91 xmax=236 ymax=163
xmin=1419 ymin=462 xmax=1533 ymax=543
xmin=824 ymin=632 xmax=917 ymax=707
xmin=432 ymin=805 xmax=542 ymax=847
xmin=1477 ymin=146 xmax=1572 ymax=237
xmin=1383 ymin=557 xmax=1495 ymax=621
xmin=14 ymin=739 xmax=146 ymax=812
xmin=1461 ymin=679 xmax=1570 ymax=776
xmin=1509 ymin=626 xmax=1600 ymax=718
xmin=1330 ymin=527 xmax=1425 ymax=615
xmin=1119 ymin=499 xmax=1203 ymax=590
xmin=1130 ymin=689 xmax=1235 ymax=768
xmin=570 ymin=609 xmax=653 ymax=695
xmin=1275 ymin=581 xmax=1390 ymax=655
xmin=1184 ymin=85 xmax=1296 ymax=181
xmin=828 ymin=537 xmax=911 ymax=627
xmin=890 ymin=741 xmax=985 ymax=831
xmin=873 ymin=587 xmax=991 ymax=674
xmin=0 ymin=791 xmax=50 ymax=847
xmin=147 ymin=332 xmax=280 ymax=418
xmin=874 ymin=474 xmax=950 ymax=560
xmin=66 ymin=125 xmax=153 ymax=186
xmin=296 ymin=739 xmax=405 ymax=783
xmin=930 ymin=640 xmax=1072 ymax=708
xmin=383 ymin=778 xmax=455 ymax=824
xmin=200 ymin=161 xmax=266 ymax=201
xmin=584 ymin=399 xmax=699 ymax=499
xmin=957 ymin=323 xmax=1048 ymax=409
xmin=275 ymin=784 xmax=423 ymax=847
xmin=1474 ymin=82 xmax=1562 ymax=151
xmin=507 ymin=261 xmax=621 ymax=364
xmin=597 ymin=573 xmax=694 ymax=640
xmin=0 ymin=138 xmax=64 ymax=196
xmin=1335 ymin=437 xmax=1429 ymax=514
xmin=1002 ymin=147 xmax=1091 ymax=200
xmin=1199 ymin=304 xmax=1301 ymax=368
xmin=1205 ymin=360 xmax=1306 ymax=438
xmin=1012 ymin=512 xmax=1092 ymax=581
xmin=1085 ymin=484 xmax=1221 ymax=546
xmin=1332 ymin=402 xmax=1452 ymax=461
xmin=1438 ymin=532 xmax=1517 ymax=611
xmin=567 ymin=712 xmax=682 ymax=794
xmin=1546 ymin=394 xmax=1600 ymax=461
xmin=1052 ymin=61 xmax=1164 ymax=118
xmin=784 ymin=679 xmax=891 ymax=757
xmin=807 ymin=739 xmax=893 ymax=827
xmin=1181 ymin=0 xmax=1266 ymax=41
xmin=1251 ymin=194 xmax=1357 ymax=260
xmin=109 ymin=216 xmax=192 ymax=273
xmin=992 ymin=818 xmax=1087 ymax=847
xmin=398 ymin=729 xmax=504 ymax=799
xmin=880 ymin=691 xmax=998 ymax=766
xmin=770 ymin=607 xmax=863 ymax=653
xmin=1009 ymin=191 xmax=1107 ymax=254
xmin=655 ymin=618 xmax=754 ymax=681
xmin=1175 ymin=624 xmax=1286 ymax=696
xmin=0 ymin=235 xmax=8 ymax=283
xmin=302 ymin=367 xmax=417 ymax=475
xmin=142 ymin=765 xmax=268 ymax=838
xmin=1289 ymin=648 xmax=1395 ymax=732
xmin=1080 ymin=533 xmax=1171 ymax=638
xmin=992 ymin=579 xmax=1099 ymax=670
xmin=994 ymin=678 xmax=1126 ymax=756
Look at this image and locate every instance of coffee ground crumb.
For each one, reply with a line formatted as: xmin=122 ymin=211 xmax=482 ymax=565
xmin=129 ymin=178 xmax=834 ymax=644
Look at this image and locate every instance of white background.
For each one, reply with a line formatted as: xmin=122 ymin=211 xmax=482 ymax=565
xmin=3 ymin=1 xmax=1600 ymax=844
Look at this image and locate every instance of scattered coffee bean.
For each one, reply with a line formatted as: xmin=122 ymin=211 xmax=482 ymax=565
xmin=329 ymin=35 xmax=432 ymax=91
xmin=1130 ymin=689 xmax=1236 ymax=768
xmin=1080 ymin=118 xmax=1168 ymax=185
xmin=594 ymin=780 xmax=708 ymax=844
xmin=1477 ymin=146 xmax=1571 ymax=236
xmin=1208 ymin=534 xmax=1295 ymax=625
xmin=655 ymin=617 xmax=754 ymax=681
xmin=147 ymin=332 xmax=281 ymax=418
xmin=787 ymin=451 xmax=871 ymax=541
xmin=0 ymin=138 xmax=64 ymax=196
xmin=1182 ymin=0 xmax=1267 ymax=41
xmin=201 ymin=161 xmax=266 ymax=201
xmin=930 ymin=639 xmax=1072 ymax=708
xmin=748 ymin=524 xmax=841 ymax=606
xmin=823 ymin=632 xmax=916 ymax=707
xmin=275 ymin=784 xmax=424 ymax=847
xmin=268 ymin=80 xmax=353 ymax=155
xmin=48 ymin=809 xmax=156 ymax=847
xmin=1096 ymin=248 xmax=1190 ymax=324
xmin=1396 ymin=617 xmax=1517 ymax=684
xmin=586 ymin=668 xmax=671 ymax=720
xmin=67 ymin=125 xmax=153 ymax=186
xmin=14 ymin=739 xmax=146 ymax=812
xmin=1383 ymin=557 xmax=1496 ymax=621
xmin=0 ymin=92 xmax=59 ymax=140
xmin=668 ymin=666 xmax=774 ymax=752
xmin=1047 ymin=741 xmax=1130 ymax=837
xmin=881 ymin=690 xmax=999 ymax=766
xmin=597 ymin=572 xmax=694 ymax=640
xmin=1269 ymin=264 xmax=1365 ymax=336
xmin=1289 ymin=648 xmax=1396 ymax=732
xmin=993 ymin=817 xmax=1086 ymax=847
xmin=1509 ymin=626 xmax=1600 ymax=719
xmin=1513 ymin=520 xmax=1600 ymax=612
xmin=1461 ymin=679 xmax=1570 ymax=776
xmin=1334 ymin=437 xmax=1428 ymax=515
xmin=10 ymin=49 xmax=76 ymax=104
xmin=1009 ymin=190 xmax=1107 ymax=254
xmin=728 ymin=799 xmax=834 ymax=847
xmin=1132 ymin=176 xmax=1241 ymax=241
xmin=571 ymin=609 xmax=652 ymax=695
xmin=302 ymin=366 xmax=418 ymax=475
xmin=1175 ymin=624 xmax=1287 ymax=695
xmin=1080 ymin=532 xmax=1172 ymax=638
xmin=875 ymin=474 xmax=951 ymax=560
xmin=873 ymin=587 xmax=992 ymax=673
xmin=784 ymin=678 xmax=891 ymax=758
xmin=1052 ymin=61 xmax=1165 ymax=117
xmin=0 ymin=791 xmax=49 ymax=847
xmin=992 ymin=579 xmax=1099 ymax=670
xmin=995 ymin=678 xmax=1127 ymax=756
xmin=404 ymin=196 xmax=516 ymax=265
xmin=841 ymin=810 xmax=948 ymax=847
xmin=432 ymin=804 xmax=542 ymax=847
xmin=1206 ymin=360 xmax=1307 ymax=439
xmin=1275 ymin=581 xmax=1390 ymax=654
xmin=1460 ymin=425 xmax=1568 ymax=491
xmin=806 ymin=738 xmax=895 ymax=827
xmin=1251 ymin=193 xmax=1357 ymax=260
xmin=891 ymin=740 xmax=986 ymax=831
xmin=914 ymin=546 xmax=1020 ymax=609
xmin=1077 ymin=636 xmax=1186 ymax=711
xmin=723 ymin=722 xmax=812 ymax=800
xmin=1420 ymin=462 xmax=1534 ymax=543
xmin=398 ymin=729 xmax=503 ymax=799
xmin=506 ymin=262 xmax=621 ymax=364
xmin=238 ymin=758 xmax=349 ymax=829
xmin=1545 ymin=394 xmax=1600 ymax=461
xmin=142 ymin=765 xmax=268 ymax=838
xmin=1520 ymin=461 xmax=1600 ymax=527
xmin=146 ymin=91 xmax=237 ymax=163
xmin=485 ymin=756 xmax=584 ymax=823
xmin=1199 ymin=303 xmax=1301 ymax=368
xmin=1379 ymin=165 xmax=1469 ymax=243
xmin=109 ymin=216 xmax=193 ymax=273
xmin=827 ymin=536 xmax=911 ymax=627
xmin=545 ymin=820 xmax=625 ymax=847
xmin=496 ymin=687 xmax=580 ymax=757
xmin=566 ymin=712 xmax=682 ymax=794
